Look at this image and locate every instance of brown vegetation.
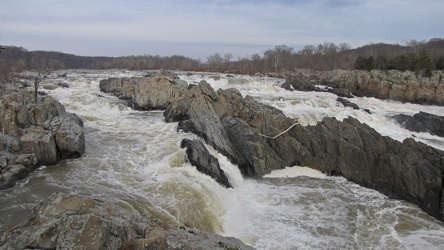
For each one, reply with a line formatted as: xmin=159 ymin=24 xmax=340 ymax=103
xmin=1 ymin=38 xmax=444 ymax=74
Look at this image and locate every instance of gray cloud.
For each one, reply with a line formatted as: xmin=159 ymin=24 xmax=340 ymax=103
xmin=0 ymin=0 xmax=442 ymax=59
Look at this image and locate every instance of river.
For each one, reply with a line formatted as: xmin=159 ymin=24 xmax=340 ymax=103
xmin=1 ymin=70 xmax=444 ymax=249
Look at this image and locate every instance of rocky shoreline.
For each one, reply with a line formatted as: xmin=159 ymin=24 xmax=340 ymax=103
xmin=0 ymin=74 xmax=255 ymax=250
xmin=0 ymin=192 xmax=253 ymax=250
xmin=100 ymin=72 xmax=444 ymax=222
xmin=276 ymin=69 xmax=444 ymax=106
xmin=0 ymin=79 xmax=85 ymax=190
xmin=2 ymin=70 xmax=444 ymax=249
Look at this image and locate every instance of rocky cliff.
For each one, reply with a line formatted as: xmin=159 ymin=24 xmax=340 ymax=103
xmin=100 ymin=73 xmax=444 ymax=222
xmin=277 ymin=69 xmax=444 ymax=105
xmin=0 ymin=81 xmax=85 ymax=189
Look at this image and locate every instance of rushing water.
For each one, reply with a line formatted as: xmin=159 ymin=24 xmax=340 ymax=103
xmin=1 ymin=70 xmax=444 ymax=249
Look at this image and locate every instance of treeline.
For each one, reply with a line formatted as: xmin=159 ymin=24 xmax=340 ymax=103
xmin=1 ymin=38 xmax=444 ymax=76
xmin=355 ymin=50 xmax=443 ymax=76
xmin=0 ymin=46 xmax=201 ymax=72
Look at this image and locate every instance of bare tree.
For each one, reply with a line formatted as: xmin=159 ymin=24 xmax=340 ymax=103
xmin=33 ymin=73 xmax=42 ymax=104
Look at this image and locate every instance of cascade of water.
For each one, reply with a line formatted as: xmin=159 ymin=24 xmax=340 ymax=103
xmin=1 ymin=70 xmax=443 ymax=249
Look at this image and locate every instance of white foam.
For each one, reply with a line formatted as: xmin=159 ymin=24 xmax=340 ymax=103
xmin=264 ymin=166 xmax=327 ymax=179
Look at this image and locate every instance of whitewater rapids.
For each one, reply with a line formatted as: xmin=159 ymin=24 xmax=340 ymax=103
xmin=1 ymin=70 xmax=444 ymax=249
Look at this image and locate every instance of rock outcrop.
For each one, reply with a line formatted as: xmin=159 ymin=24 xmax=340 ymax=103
xmin=181 ymin=139 xmax=231 ymax=188
xmin=393 ymin=111 xmax=444 ymax=137
xmin=0 ymin=85 xmax=85 ymax=190
xmin=0 ymin=193 xmax=254 ymax=250
xmin=276 ymin=69 xmax=444 ymax=105
xmin=100 ymin=74 xmax=444 ymax=222
xmin=99 ymin=75 xmax=188 ymax=110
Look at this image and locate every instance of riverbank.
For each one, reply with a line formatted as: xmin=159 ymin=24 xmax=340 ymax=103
xmin=273 ymin=69 xmax=444 ymax=105
xmin=0 ymin=76 xmax=85 ymax=190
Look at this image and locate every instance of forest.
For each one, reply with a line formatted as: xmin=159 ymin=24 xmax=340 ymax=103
xmin=1 ymin=38 xmax=444 ymax=78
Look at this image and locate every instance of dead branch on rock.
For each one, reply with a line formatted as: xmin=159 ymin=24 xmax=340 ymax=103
xmin=259 ymin=121 xmax=299 ymax=139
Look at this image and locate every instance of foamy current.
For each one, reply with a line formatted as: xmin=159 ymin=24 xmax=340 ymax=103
xmin=1 ymin=70 xmax=444 ymax=249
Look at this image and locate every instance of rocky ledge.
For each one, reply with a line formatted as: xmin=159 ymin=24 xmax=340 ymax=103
xmin=0 ymin=81 xmax=85 ymax=189
xmin=0 ymin=193 xmax=253 ymax=250
xmin=278 ymin=69 xmax=444 ymax=105
xmin=100 ymin=73 xmax=444 ymax=222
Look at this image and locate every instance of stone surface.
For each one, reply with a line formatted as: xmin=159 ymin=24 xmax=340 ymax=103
xmin=0 ymin=193 xmax=254 ymax=250
xmin=276 ymin=69 xmax=444 ymax=105
xmin=1 ymin=87 xmax=85 ymax=190
xmin=393 ymin=112 xmax=444 ymax=137
xmin=99 ymin=74 xmax=188 ymax=110
xmin=181 ymin=139 xmax=231 ymax=188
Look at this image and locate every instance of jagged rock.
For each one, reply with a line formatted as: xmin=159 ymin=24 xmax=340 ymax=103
xmin=181 ymin=139 xmax=231 ymax=188
xmin=337 ymin=97 xmax=359 ymax=110
xmin=0 ymin=193 xmax=254 ymax=250
xmin=281 ymin=77 xmax=317 ymax=91
xmin=47 ymin=114 xmax=85 ymax=159
xmin=280 ymin=69 xmax=444 ymax=105
xmin=20 ymin=130 xmax=58 ymax=165
xmin=1 ymin=88 xmax=85 ymax=190
xmin=393 ymin=112 xmax=444 ymax=137
xmin=99 ymin=76 xmax=187 ymax=110
xmin=0 ymin=164 xmax=28 ymax=189
xmin=328 ymin=88 xmax=353 ymax=98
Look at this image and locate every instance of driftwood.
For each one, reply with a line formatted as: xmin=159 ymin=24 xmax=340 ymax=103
xmin=259 ymin=122 xmax=299 ymax=139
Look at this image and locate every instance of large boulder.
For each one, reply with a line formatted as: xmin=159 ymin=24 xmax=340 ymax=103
xmin=19 ymin=129 xmax=58 ymax=165
xmin=0 ymin=193 xmax=254 ymax=250
xmin=181 ymin=139 xmax=231 ymax=188
xmin=0 ymin=89 xmax=85 ymax=190
xmin=46 ymin=114 xmax=85 ymax=159
xmin=99 ymin=75 xmax=188 ymax=110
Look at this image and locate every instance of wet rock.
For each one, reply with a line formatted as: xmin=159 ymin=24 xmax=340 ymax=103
xmin=328 ymin=88 xmax=353 ymax=98
xmin=280 ymin=77 xmax=317 ymax=91
xmin=393 ymin=112 xmax=444 ymax=137
xmin=181 ymin=139 xmax=231 ymax=188
xmin=57 ymin=82 xmax=69 ymax=88
xmin=0 ymin=193 xmax=254 ymax=250
xmin=47 ymin=114 xmax=85 ymax=159
xmin=337 ymin=97 xmax=359 ymax=110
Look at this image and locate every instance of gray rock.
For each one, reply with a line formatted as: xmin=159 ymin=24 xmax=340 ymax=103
xmin=181 ymin=139 xmax=231 ymax=188
xmin=48 ymin=115 xmax=85 ymax=159
xmin=0 ymin=193 xmax=254 ymax=250
xmin=337 ymin=97 xmax=359 ymax=110
xmin=393 ymin=111 xmax=444 ymax=137
xmin=20 ymin=130 xmax=58 ymax=165
xmin=99 ymin=76 xmax=187 ymax=110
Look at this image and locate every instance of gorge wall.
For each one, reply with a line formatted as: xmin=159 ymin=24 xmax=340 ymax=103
xmin=100 ymin=73 xmax=444 ymax=222
xmin=277 ymin=69 xmax=444 ymax=105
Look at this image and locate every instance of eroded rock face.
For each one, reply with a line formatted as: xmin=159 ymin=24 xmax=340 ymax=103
xmin=393 ymin=112 xmax=444 ymax=137
xmin=0 ymin=90 xmax=85 ymax=190
xmin=277 ymin=69 xmax=444 ymax=105
xmin=99 ymin=76 xmax=188 ymax=110
xmin=0 ymin=193 xmax=254 ymax=250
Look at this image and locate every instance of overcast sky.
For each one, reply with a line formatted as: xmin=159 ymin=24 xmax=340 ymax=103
xmin=1 ymin=0 xmax=443 ymax=59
